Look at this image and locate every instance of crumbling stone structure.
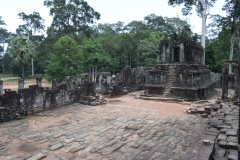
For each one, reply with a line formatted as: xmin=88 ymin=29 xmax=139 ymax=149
xmin=101 ymin=66 xmax=150 ymax=97
xmin=0 ymin=76 xmax=106 ymax=122
xmin=144 ymin=38 xmax=216 ymax=100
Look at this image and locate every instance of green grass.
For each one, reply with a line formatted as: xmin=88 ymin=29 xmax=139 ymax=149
xmin=0 ymin=74 xmax=18 ymax=78
xmin=3 ymin=78 xmax=35 ymax=83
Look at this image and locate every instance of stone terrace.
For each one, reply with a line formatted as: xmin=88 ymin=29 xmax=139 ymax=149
xmin=0 ymin=95 xmax=207 ymax=160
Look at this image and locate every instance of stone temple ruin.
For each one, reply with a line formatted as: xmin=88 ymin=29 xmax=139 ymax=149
xmin=0 ymin=75 xmax=106 ymax=122
xmin=144 ymin=38 xmax=216 ymax=100
xmin=100 ymin=66 xmax=150 ymax=97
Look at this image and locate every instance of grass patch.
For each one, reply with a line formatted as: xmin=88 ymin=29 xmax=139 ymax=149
xmin=0 ymin=74 xmax=18 ymax=78
xmin=3 ymin=78 xmax=36 ymax=82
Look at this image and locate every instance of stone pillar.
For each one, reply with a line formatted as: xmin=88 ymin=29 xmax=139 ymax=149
xmin=66 ymin=76 xmax=71 ymax=91
xmin=107 ymin=75 xmax=111 ymax=84
xmin=0 ymin=80 xmax=3 ymax=96
xmin=18 ymin=79 xmax=24 ymax=89
xmin=52 ymin=79 xmax=57 ymax=89
xmin=179 ymin=43 xmax=184 ymax=63
xmin=161 ymin=44 xmax=166 ymax=63
xmin=89 ymin=75 xmax=92 ymax=82
xmin=36 ymin=77 xmax=42 ymax=87
xmin=99 ymin=74 xmax=102 ymax=88
xmin=166 ymin=44 xmax=170 ymax=63
xmin=77 ymin=74 xmax=81 ymax=86
xmin=171 ymin=47 xmax=174 ymax=62
xmin=222 ymin=64 xmax=229 ymax=99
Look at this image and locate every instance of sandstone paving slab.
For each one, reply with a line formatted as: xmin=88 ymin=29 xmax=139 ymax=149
xmin=49 ymin=143 xmax=64 ymax=151
xmin=26 ymin=153 xmax=46 ymax=160
xmin=0 ymin=100 xmax=209 ymax=160
xmin=68 ymin=144 xmax=86 ymax=153
xmin=16 ymin=153 xmax=32 ymax=160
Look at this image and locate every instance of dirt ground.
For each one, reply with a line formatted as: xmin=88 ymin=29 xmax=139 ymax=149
xmin=105 ymin=95 xmax=189 ymax=119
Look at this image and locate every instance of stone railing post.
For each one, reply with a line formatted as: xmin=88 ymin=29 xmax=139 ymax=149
xmin=99 ymin=74 xmax=102 ymax=88
xmin=18 ymin=79 xmax=24 ymax=89
xmin=77 ymin=74 xmax=81 ymax=86
xmin=107 ymin=75 xmax=111 ymax=84
xmin=52 ymin=79 xmax=57 ymax=89
xmin=222 ymin=64 xmax=229 ymax=99
xmin=161 ymin=44 xmax=166 ymax=63
xmin=179 ymin=43 xmax=184 ymax=63
xmin=36 ymin=77 xmax=42 ymax=87
xmin=66 ymin=76 xmax=71 ymax=91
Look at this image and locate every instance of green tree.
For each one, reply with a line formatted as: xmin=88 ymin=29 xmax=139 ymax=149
xmin=0 ymin=17 xmax=9 ymax=75
xmin=0 ymin=28 xmax=10 ymax=75
xmin=44 ymin=0 xmax=100 ymax=38
xmin=17 ymin=12 xmax=45 ymax=41
xmin=138 ymin=32 xmax=164 ymax=66
xmin=45 ymin=36 xmax=84 ymax=82
xmin=168 ymin=0 xmax=217 ymax=64
xmin=125 ymin=20 xmax=148 ymax=33
xmin=7 ymin=36 xmax=35 ymax=78
xmin=16 ymin=12 xmax=45 ymax=76
xmin=0 ymin=16 xmax=5 ymax=26
xmin=80 ymin=38 xmax=111 ymax=79
xmin=222 ymin=0 xmax=240 ymax=73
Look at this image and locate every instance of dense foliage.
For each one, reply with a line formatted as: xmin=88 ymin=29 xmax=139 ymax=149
xmin=0 ymin=0 xmax=239 ymax=80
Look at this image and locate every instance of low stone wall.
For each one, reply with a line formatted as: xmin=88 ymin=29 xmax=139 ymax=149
xmin=169 ymin=81 xmax=216 ymax=101
xmin=0 ymin=80 xmax=106 ymax=122
xmin=144 ymin=84 xmax=165 ymax=95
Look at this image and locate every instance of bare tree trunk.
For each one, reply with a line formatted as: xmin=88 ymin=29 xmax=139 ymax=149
xmin=31 ymin=57 xmax=34 ymax=76
xmin=94 ymin=66 xmax=97 ymax=82
xmin=21 ymin=64 xmax=24 ymax=78
xmin=2 ymin=43 xmax=5 ymax=75
xmin=229 ymin=30 xmax=236 ymax=74
xmin=89 ymin=68 xmax=91 ymax=82
xmin=200 ymin=0 xmax=207 ymax=65
xmin=92 ymin=66 xmax=94 ymax=82
xmin=237 ymin=29 xmax=240 ymax=102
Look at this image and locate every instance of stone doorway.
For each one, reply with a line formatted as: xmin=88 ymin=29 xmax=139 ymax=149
xmin=174 ymin=47 xmax=180 ymax=62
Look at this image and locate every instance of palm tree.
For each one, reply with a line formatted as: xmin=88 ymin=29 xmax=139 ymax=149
xmin=7 ymin=36 xmax=35 ymax=78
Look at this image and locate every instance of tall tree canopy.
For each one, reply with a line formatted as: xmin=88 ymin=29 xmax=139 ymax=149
xmin=0 ymin=16 xmax=5 ymax=26
xmin=16 ymin=12 xmax=45 ymax=41
xmin=168 ymin=0 xmax=217 ymax=64
xmin=7 ymin=36 xmax=35 ymax=77
xmin=222 ymin=0 xmax=240 ymax=73
xmin=45 ymin=36 xmax=84 ymax=82
xmin=44 ymin=0 xmax=100 ymax=38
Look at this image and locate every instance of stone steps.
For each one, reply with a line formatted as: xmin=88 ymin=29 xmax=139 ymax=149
xmin=162 ymin=65 xmax=175 ymax=97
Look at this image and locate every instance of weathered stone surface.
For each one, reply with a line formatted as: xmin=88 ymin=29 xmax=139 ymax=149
xmin=225 ymin=142 xmax=238 ymax=150
xmin=69 ymin=145 xmax=86 ymax=153
xmin=26 ymin=153 xmax=46 ymax=160
xmin=49 ymin=143 xmax=64 ymax=151
xmin=217 ymin=134 xmax=227 ymax=141
xmin=228 ymin=154 xmax=238 ymax=160
xmin=226 ymin=136 xmax=238 ymax=143
xmin=219 ymin=141 xmax=227 ymax=148
xmin=65 ymin=138 xmax=76 ymax=143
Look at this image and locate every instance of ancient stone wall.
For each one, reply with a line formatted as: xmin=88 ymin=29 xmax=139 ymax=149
xmin=0 ymin=77 xmax=106 ymax=122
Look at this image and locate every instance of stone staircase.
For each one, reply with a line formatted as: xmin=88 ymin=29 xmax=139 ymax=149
xmin=163 ymin=65 xmax=175 ymax=97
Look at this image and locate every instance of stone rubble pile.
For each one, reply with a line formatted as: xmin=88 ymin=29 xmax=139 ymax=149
xmin=79 ymin=95 xmax=107 ymax=106
xmin=184 ymin=100 xmax=213 ymax=118
xmin=192 ymin=100 xmax=239 ymax=160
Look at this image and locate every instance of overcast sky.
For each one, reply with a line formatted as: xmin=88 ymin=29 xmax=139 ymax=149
xmin=1 ymin=0 xmax=226 ymax=35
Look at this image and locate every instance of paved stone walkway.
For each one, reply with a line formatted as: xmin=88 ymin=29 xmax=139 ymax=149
xmin=0 ymin=101 xmax=207 ymax=160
